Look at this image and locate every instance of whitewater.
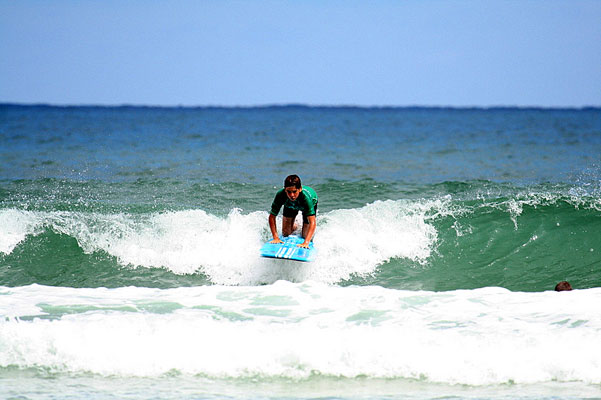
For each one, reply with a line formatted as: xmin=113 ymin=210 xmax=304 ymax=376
xmin=2 ymin=282 xmax=601 ymax=382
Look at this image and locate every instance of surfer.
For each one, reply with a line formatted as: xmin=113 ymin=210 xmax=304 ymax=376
xmin=269 ymin=175 xmax=318 ymax=249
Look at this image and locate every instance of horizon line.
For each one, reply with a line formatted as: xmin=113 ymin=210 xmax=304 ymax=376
xmin=1 ymin=102 xmax=600 ymax=111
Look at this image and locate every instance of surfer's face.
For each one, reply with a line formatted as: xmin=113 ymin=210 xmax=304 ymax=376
xmin=285 ymin=186 xmax=301 ymax=201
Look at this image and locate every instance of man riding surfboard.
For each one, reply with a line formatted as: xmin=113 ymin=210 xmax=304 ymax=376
xmin=268 ymin=175 xmax=318 ymax=249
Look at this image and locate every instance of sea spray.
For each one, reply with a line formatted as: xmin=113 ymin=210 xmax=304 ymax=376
xmin=0 ymin=199 xmax=439 ymax=286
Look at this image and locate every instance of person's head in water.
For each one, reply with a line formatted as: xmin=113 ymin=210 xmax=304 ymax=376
xmin=284 ymin=175 xmax=302 ymax=201
xmin=555 ymin=281 xmax=572 ymax=291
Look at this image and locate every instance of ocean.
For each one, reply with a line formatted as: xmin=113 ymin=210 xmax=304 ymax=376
xmin=1 ymin=104 xmax=600 ymax=399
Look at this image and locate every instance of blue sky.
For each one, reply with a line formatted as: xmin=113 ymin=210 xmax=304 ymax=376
xmin=1 ymin=0 xmax=600 ymax=107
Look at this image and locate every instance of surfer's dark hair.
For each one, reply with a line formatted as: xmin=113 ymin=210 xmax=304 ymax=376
xmin=284 ymin=175 xmax=302 ymax=189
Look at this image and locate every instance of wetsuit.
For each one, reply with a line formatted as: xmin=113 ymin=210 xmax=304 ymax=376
xmin=270 ymin=186 xmax=318 ymax=224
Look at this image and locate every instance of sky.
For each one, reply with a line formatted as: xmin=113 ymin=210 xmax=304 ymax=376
xmin=1 ymin=0 xmax=600 ymax=107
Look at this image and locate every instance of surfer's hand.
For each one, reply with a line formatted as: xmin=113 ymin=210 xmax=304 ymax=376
xmin=297 ymin=242 xmax=310 ymax=249
xmin=270 ymin=238 xmax=283 ymax=244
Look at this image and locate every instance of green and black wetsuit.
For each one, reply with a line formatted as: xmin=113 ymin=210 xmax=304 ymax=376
xmin=270 ymin=186 xmax=318 ymax=224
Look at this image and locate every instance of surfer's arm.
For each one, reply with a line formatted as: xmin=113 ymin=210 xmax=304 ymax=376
xmin=299 ymin=215 xmax=316 ymax=248
xmin=268 ymin=214 xmax=283 ymax=244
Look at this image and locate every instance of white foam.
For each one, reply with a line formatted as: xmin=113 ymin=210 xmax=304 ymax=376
xmin=0 ymin=209 xmax=42 ymax=254
xmin=311 ymin=199 xmax=438 ymax=277
xmin=1 ymin=283 xmax=601 ymax=385
xmin=96 ymin=209 xmax=267 ymax=277
xmin=0 ymin=200 xmax=442 ymax=285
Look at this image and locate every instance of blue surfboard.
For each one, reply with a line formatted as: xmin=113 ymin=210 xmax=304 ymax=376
xmin=260 ymin=235 xmax=316 ymax=262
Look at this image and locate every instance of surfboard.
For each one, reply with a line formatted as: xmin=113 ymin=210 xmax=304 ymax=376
xmin=260 ymin=235 xmax=316 ymax=262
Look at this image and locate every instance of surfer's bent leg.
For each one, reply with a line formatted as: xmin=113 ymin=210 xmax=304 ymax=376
xmin=282 ymin=207 xmax=298 ymax=236
xmin=282 ymin=216 xmax=296 ymax=236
